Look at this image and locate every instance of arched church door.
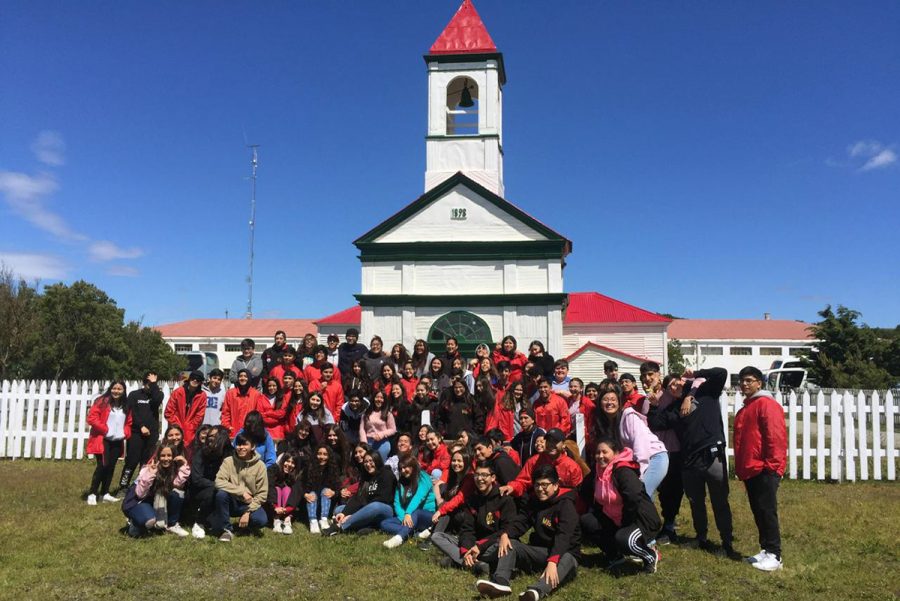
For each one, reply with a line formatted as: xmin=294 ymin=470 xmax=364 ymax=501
xmin=427 ymin=311 xmax=493 ymax=361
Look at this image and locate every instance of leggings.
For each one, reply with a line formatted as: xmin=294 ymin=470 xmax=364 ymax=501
xmin=90 ymin=439 xmax=124 ymax=496
xmin=119 ymin=433 xmax=158 ymax=489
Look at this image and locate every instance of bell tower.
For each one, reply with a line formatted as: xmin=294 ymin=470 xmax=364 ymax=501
xmin=424 ymin=0 xmax=506 ymax=196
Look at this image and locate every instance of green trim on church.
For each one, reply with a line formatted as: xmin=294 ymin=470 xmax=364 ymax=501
xmin=353 ymin=172 xmax=572 ymax=256
xmin=354 ymin=293 xmax=568 ymax=307
xmin=357 ymin=240 xmax=567 ymax=262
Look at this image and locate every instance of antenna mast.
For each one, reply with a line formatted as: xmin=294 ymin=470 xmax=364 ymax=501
xmin=245 ymin=145 xmax=259 ymax=319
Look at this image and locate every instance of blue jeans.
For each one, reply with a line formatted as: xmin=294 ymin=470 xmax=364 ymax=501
xmin=380 ymin=508 xmax=432 ymax=540
xmin=211 ymin=490 xmax=267 ymax=533
xmin=306 ymin=489 xmax=333 ymax=522
xmin=338 ymin=501 xmax=393 ymax=532
xmin=368 ymin=438 xmax=391 ymax=462
xmin=642 ymin=451 xmax=669 ymax=499
xmin=126 ymin=491 xmax=184 ymax=530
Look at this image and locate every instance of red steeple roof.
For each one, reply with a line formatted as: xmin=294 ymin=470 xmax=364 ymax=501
xmin=429 ymin=0 xmax=498 ymax=55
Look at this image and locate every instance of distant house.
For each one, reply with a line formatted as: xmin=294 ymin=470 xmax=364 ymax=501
xmin=669 ymin=318 xmax=815 ymax=386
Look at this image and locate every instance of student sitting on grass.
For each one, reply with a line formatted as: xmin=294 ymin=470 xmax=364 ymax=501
xmin=297 ymin=444 xmax=341 ymax=534
xmin=268 ymin=451 xmax=302 ymax=535
xmin=481 ymin=465 xmax=581 ymax=600
xmin=325 ymin=449 xmax=397 ymax=536
xmin=123 ymin=443 xmax=191 ymax=538
xmin=185 ymin=427 xmax=232 ymax=539
xmin=380 ymin=455 xmax=437 ymax=548
xmin=164 ymin=424 xmax=187 ymax=462
xmin=579 ymin=438 xmax=661 ymax=574
xmin=417 ymin=426 xmax=451 ymax=483
xmin=500 ymin=429 xmax=583 ymax=498
xmin=212 ymin=434 xmax=269 ymax=542
xmin=233 ymin=410 xmax=276 ymax=468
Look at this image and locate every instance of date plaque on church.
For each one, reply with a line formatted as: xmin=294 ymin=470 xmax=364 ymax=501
xmin=451 ymin=208 xmax=468 ymax=220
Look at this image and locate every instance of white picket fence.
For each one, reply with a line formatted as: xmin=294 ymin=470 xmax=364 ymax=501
xmin=0 ymin=380 xmax=897 ymax=482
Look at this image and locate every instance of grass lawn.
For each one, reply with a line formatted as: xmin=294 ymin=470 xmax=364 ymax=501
xmin=0 ymin=460 xmax=897 ymax=601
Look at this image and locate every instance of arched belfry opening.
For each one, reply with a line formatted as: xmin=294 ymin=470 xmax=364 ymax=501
xmin=446 ymin=76 xmax=479 ymax=135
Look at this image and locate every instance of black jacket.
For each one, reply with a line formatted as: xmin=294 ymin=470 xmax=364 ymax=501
xmin=610 ymin=463 xmax=662 ymax=538
xmin=489 ymin=449 xmax=521 ymax=486
xmin=510 ymin=427 xmax=546 ymax=465
xmin=647 ymin=368 xmax=728 ymax=469
xmin=337 ymin=342 xmax=368 ymax=377
xmin=125 ymin=384 xmax=164 ymax=434
xmin=508 ymin=488 xmax=581 ymax=562
xmin=189 ymin=447 xmax=228 ymax=494
xmin=343 ymin=466 xmax=397 ymax=516
xmin=528 ymin=354 xmax=556 ymax=381
xmin=457 ymin=485 xmax=518 ymax=552
xmin=266 ymin=464 xmax=299 ymax=507
xmin=437 ymin=395 xmax=476 ymax=440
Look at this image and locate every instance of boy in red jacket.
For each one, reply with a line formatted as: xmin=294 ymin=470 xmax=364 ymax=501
xmin=164 ymin=371 xmax=207 ymax=446
xmin=734 ymin=366 xmax=787 ymax=572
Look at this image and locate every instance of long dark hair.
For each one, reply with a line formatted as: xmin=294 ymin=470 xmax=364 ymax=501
xmin=191 ymin=424 xmax=211 ymax=452
xmin=271 ymin=451 xmax=302 ymax=487
xmin=390 ymin=343 xmax=410 ymax=368
xmin=305 ymin=444 xmax=340 ymax=490
xmin=397 ymin=454 xmax=422 ymax=501
xmin=323 ymin=423 xmax=350 ymax=473
xmin=411 ymin=339 xmax=431 ymax=373
xmin=590 ymin=384 xmax=624 ymax=447
xmin=151 ymin=443 xmax=179 ymax=496
xmin=203 ymin=428 xmax=232 ymax=461
xmin=242 ymin=410 xmax=267 ymax=446
xmin=502 ymin=381 xmax=526 ymax=412
xmin=446 ymin=447 xmax=472 ymax=498
xmin=441 ymin=378 xmax=475 ymax=416
xmin=163 ymin=425 xmax=186 ymax=458
xmin=474 ymin=376 xmax=496 ymax=415
xmin=366 ymin=390 xmax=392 ymax=422
xmin=102 ymin=379 xmax=128 ymax=409
xmin=418 ymin=425 xmax=441 ymax=464
xmin=301 ymin=392 xmax=327 ymax=423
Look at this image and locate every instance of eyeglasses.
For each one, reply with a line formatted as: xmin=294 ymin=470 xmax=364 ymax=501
xmin=534 ymin=481 xmax=555 ymax=489
xmin=740 ymin=378 xmax=760 ymax=385
xmin=474 ymin=473 xmax=493 ymax=480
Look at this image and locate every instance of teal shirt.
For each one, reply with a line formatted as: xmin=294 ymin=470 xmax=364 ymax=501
xmin=393 ymin=471 xmax=436 ymax=516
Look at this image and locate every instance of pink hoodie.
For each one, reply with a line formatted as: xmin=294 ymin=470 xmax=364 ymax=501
xmin=134 ymin=462 xmax=191 ymax=499
xmin=618 ymin=407 xmax=666 ymax=476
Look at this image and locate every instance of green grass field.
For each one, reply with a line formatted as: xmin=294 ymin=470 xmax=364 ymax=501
xmin=0 ymin=460 xmax=897 ymax=601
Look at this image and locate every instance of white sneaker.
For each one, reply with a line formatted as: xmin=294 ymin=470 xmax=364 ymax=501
xmin=476 ymin=579 xmax=512 ymax=598
xmin=319 ymin=517 xmax=331 ymax=532
xmin=309 ymin=520 xmax=320 ymax=534
xmin=282 ymin=520 xmax=293 ymax=535
xmin=191 ymin=523 xmax=206 ymax=539
xmin=383 ymin=534 xmax=404 ymax=549
xmin=102 ymin=493 xmax=119 ymax=503
xmin=746 ymin=549 xmax=767 ymax=564
xmin=273 ymin=519 xmax=283 ymax=533
xmin=167 ymin=523 xmax=189 ymax=537
xmin=752 ymin=552 xmax=782 ymax=572
xmin=417 ymin=527 xmax=432 ymax=540
xmin=87 ymin=494 xmax=98 ymax=506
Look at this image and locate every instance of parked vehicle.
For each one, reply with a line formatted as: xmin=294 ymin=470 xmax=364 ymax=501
xmin=177 ymin=351 xmax=219 ymax=381
xmin=764 ymin=367 xmax=819 ymax=393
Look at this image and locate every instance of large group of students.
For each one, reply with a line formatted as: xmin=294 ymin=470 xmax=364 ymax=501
xmin=85 ymin=328 xmax=788 ymax=599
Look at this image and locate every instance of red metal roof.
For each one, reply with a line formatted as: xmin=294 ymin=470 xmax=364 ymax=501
xmin=154 ymin=319 xmax=317 ymax=339
xmin=564 ymin=292 xmax=671 ymax=325
xmin=566 ymin=341 xmax=654 ymax=364
xmin=429 ymin=0 xmax=497 ymax=55
xmin=316 ymin=305 xmax=362 ymax=326
xmin=668 ymin=319 xmax=813 ymax=341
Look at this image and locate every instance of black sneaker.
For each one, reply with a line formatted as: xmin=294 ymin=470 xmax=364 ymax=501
xmin=698 ymin=538 xmax=716 ymax=553
xmin=438 ymin=556 xmax=455 ymax=569
xmin=722 ymin=543 xmax=742 ymax=561
xmin=417 ymin=539 xmax=433 ymax=551
xmin=475 ymin=579 xmax=512 ymax=598
xmin=472 ymin=561 xmax=490 ymax=577
xmin=518 ymin=589 xmax=540 ymax=601
xmin=322 ymin=524 xmax=341 ymax=537
xmin=355 ymin=527 xmax=374 ymax=536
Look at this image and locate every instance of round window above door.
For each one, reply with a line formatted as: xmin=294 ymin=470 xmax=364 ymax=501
xmin=427 ymin=311 xmax=494 ymax=361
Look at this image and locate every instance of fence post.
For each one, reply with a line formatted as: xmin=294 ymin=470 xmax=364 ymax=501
xmin=816 ymin=391 xmax=826 ymax=480
xmin=35 ymin=381 xmax=48 ymax=459
xmin=0 ymin=380 xmax=9 ymax=458
xmin=801 ymin=390 xmax=812 ymax=479
xmin=857 ymin=391 xmax=868 ymax=481
xmin=54 ymin=381 xmax=68 ymax=459
xmin=720 ymin=390 xmax=732 ymax=470
xmin=830 ymin=391 xmax=842 ymax=481
xmin=886 ymin=390 xmax=896 ymax=481
xmin=842 ymin=392 xmax=856 ymax=481
xmin=871 ymin=391 xmax=882 ymax=481
xmin=787 ymin=391 xmax=798 ymax=479
xmin=10 ymin=381 xmax=24 ymax=459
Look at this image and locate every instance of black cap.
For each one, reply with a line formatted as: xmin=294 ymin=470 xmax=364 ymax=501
xmin=619 ymin=373 xmax=636 ymax=383
xmin=544 ymin=428 xmax=565 ymax=447
xmin=188 ymin=371 xmax=204 ymax=383
xmin=346 ymin=328 xmax=360 ymax=337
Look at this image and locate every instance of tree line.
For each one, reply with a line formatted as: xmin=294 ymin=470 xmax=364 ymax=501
xmin=0 ymin=269 xmax=182 ymax=381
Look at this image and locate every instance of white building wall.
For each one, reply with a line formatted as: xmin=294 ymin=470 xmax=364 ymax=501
xmin=374 ymin=185 xmax=543 ymax=243
xmin=568 ymin=347 xmax=644 ymax=383
xmin=361 ymin=259 xmax=560 ymax=296
xmin=677 ymin=338 xmax=815 ymax=385
xmin=563 ymin=324 xmax=667 ymax=363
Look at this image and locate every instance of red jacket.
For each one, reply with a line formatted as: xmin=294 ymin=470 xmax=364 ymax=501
xmin=485 ymin=389 xmax=515 ymax=440
xmin=86 ymin=397 xmax=133 ymax=456
xmin=256 ymin=392 xmax=293 ymax=440
xmin=533 ymin=393 xmax=571 ymax=434
xmin=309 ymin=379 xmax=344 ymax=422
xmin=733 ymin=392 xmax=787 ymax=480
xmin=623 ymin=390 xmax=644 ymax=411
xmin=220 ymin=386 xmax=262 ymax=435
xmin=491 ymin=350 xmax=528 ymax=381
xmin=269 ymin=364 xmax=304 ymax=387
xmin=418 ymin=443 xmax=451 ymax=482
xmin=164 ymin=386 xmax=207 ymax=445
xmin=400 ymin=376 xmax=419 ymax=400
xmin=303 ymin=362 xmax=340 ymax=387
xmin=570 ymin=396 xmax=596 ymax=437
xmin=508 ymin=451 xmax=583 ymax=497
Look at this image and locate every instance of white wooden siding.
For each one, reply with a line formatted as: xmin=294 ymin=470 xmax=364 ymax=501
xmin=361 ymin=264 xmax=402 ymax=294
xmin=374 ymin=185 xmax=545 ymax=243
xmin=568 ymin=347 xmax=643 ymax=382
xmin=563 ymin=325 xmax=667 ymax=362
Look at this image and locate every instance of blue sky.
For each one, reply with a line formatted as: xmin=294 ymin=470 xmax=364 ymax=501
xmin=1 ymin=1 xmax=898 ymax=327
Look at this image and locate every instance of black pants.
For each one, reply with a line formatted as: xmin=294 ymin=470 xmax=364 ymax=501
xmin=657 ymin=450 xmax=683 ymax=529
xmin=580 ymin=510 xmax=656 ymax=568
xmin=682 ymin=454 xmax=733 ymax=545
xmin=90 ymin=439 xmax=124 ymax=496
xmin=182 ymin=485 xmax=216 ymax=527
xmin=744 ymin=471 xmax=781 ymax=558
xmin=509 ymin=541 xmax=578 ymax=597
xmin=119 ymin=432 xmax=158 ymax=489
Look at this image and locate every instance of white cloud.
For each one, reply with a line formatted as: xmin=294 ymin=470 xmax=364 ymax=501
xmin=860 ymin=148 xmax=897 ymax=171
xmin=30 ymin=130 xmax=66 ymax=166
xmin=106 ymin=265 xmax=139 ymax=277
xmin=846 ymin=139 xmax=898 ymax=172
xmin=0 ymin=170 xmax=86 ymax=241
xmin=89 ymin=240 xmax=144 ymax=262
xmin=0 ymin=253 xmax=68 ymax=280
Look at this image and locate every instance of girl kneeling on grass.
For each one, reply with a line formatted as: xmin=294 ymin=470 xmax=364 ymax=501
xmin=296 ymin=444 xmax=341 ymax=534
xmin=325 ymin=448 xmax=396 ymax=536
xmin=580 ymin=438 xmax=661 ymax=574
xmin=268 ymin=451 xmax=301 ymax=535
xmin=122 ymin=443 xmax=191 ymax=537
xmin=380 ymin=455 xmax=437 ymax=549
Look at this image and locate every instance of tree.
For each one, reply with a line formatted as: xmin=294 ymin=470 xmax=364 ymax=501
xmin=803 ymin=305 xmax=896 ymax=390
xmin=0 ymin=267 xmax=40 ymax=379
xmin=667 ymin=339 xmax=686 ymax=375
xmin=121 ymin=320 xmax=183 ymax=380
